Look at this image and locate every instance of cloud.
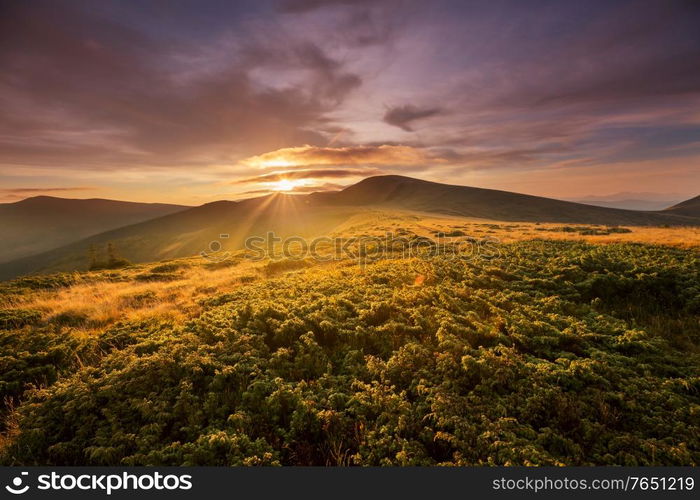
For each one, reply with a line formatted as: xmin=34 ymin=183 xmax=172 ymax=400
xmin=0 ymin=186 xmax=96 ymax=202
xmin=240 ymin=144 xmax=446 ymax=169
xmin=278 ymin=0 xmax=377 ymax=14
xmin=243 ymin=182 xmax=343 ymax=194
xmin=1 ymin=187 xmax=95 ymax=194
xmin=0 ymin=1 xmax=363 ymax=171
xmin=278 ymin=0 xmax=403 ymax=49
xmin=2 ymin=0 xmax=699 ymax=202
xmin=292 ymin=43 xmax=362 ymax=103
xmin=290 ymin=182 xmax=344 ymax=192
xmin=360 ymin=0 xmax=700 ymax=181
xmin=234 ymin=168 xmax=383 ymax=184
xmin=383 ymin=105 xmax=442 ymax=131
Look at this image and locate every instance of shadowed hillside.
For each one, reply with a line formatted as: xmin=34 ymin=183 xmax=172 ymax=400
xmin=320 ymin=176 xmax=699 ymax=225
xmin=0 ymin=196 xmax=188 ymax=263
xmin=665 ymin=195 xmax=700 ymax=217
xmin=0 ymin=195 xmax=363 ymax=279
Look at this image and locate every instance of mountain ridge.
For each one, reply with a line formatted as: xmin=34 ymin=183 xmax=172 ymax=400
xmin=323 ymin=175 xmax=699 ymax=223
xmin=0 ymin=196 xmax=189 ymax=263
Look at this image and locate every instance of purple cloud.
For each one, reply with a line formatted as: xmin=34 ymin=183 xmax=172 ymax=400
xmin=383 ymin=105 xmax=443 ymax=132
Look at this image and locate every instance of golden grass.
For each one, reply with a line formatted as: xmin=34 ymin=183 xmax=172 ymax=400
xmin=4 ymin=210 xmax=698 ymax=338
xmin=10 ymin=258 xmax=264 ymax=336
xmin=333 ymin=210 xmax=700 ymax=248
xmin=495 ymin=224 xmax=700 ymax=248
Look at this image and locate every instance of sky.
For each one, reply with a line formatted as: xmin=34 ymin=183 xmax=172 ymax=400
xmin=1 ymin=0 xmax=699 ymax=204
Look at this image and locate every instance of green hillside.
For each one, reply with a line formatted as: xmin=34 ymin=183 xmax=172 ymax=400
xmin=1 ymin=240 xmax=698 ymax=465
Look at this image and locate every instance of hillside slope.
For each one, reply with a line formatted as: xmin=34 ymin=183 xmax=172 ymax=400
xmin=0 ymin=196 xmax=188 ymax=263
xmin=0 ymin=195 xmax=363 ymax=279
xmin=322 ymin=175 xmax=699 ymax=225
xmin=665 ymin=195 xmax=700 ymax=217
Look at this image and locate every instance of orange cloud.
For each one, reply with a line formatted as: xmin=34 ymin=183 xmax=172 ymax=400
xmin=233 ymin=168 xmax=383 ymax=184
xmin=240 ymin=144 xmax=446 ymax=169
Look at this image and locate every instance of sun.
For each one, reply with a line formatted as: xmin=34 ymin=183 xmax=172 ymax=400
xmin=271 ymin=179 xmax=298 ymax=192
xmin=266 ymin=177 xmax=313 ymax=193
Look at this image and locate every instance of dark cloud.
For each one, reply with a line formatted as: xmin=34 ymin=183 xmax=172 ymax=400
xmin=448 ymin=1 xmax=700 ymax=117
xmin=383 ymin=105 xmax=443 ymax=132
xmin=278 ymin=0 xmax=376 ymax=14
xmin=278 ymin=0 xmax=403 ymax=48
xmin=0 ymin=1 xmax=362 ymax=170
xmin=293 ymin=43 xmax=362 ymax=103
xmin=386 ymin=0 xmax=700 ymax=175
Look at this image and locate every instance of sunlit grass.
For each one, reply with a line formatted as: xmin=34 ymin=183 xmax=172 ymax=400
xmin=6 ymin=257 xmax=266 ymax=335
xmin=4 ymin=212 xmax=699 ymax=337
xmin=331 ymin=210 xmax=700 ymax=248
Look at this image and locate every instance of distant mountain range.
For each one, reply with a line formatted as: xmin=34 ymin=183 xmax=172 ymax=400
xmin=1 ymin=175 xmax=698 ymax=280
xmin=570 ymin=199 xmax=681 ymax=211
xmin=566 ymin=191 xmax=689 ymax=211
xmin=0 ymin=196 xmax=188 ymax=263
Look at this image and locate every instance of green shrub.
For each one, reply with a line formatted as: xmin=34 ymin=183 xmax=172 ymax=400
xmin=261 ymin=258 xmax=313 ymax=277
xmin=1 ymin=241 xmax=698 ymax=466
xmin=50 ymin=310 xmax=89 ymax=327
xmin=0 ymin=308 xmax=42 ymax=329
xmin=150 ymin=262 xmax=189 ymax=273
xmin=134 ymin=272 xmax=180 ymax=282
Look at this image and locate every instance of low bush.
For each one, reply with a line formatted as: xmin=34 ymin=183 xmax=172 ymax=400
xmin=0 ymin=309 xmax=42 ymax=329
xmin=0 ymin=241 xmax=697 ymax=466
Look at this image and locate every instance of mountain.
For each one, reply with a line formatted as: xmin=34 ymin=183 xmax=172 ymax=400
xmin=664 ymin=195 xmax=700 ymax=217
xmin=571 ymin=199 xmax=681 ymax=211
xmin=569 ymin=192 xmax=685 ymax=211
xmin=316 ymin=176 xmax=699 ymax=225
xmin=0 ymin=196 xmax=188 ymax=263
xmin=0 ymin=175 xmax=697 ymax=280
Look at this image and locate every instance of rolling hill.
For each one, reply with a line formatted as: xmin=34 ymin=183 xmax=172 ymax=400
xmin=0 ymin=175 xmax=697 ymax=280
xmin=317 ymin=176 xmax=699 ymax=225
xmin=0 ymin=196 xmax=188 ymax=263
xmin=664 ymin=195 xmax=700 ymax=217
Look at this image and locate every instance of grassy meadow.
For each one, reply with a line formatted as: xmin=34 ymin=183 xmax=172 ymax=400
xmin=0 ymin=214 xmax=698 ymax=465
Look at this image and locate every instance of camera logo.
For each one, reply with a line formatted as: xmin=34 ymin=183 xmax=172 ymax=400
xmin=200 ymin=234 xmax=231 ymax=263
xmin=5 ymin=472 xmax=29 ymax=495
